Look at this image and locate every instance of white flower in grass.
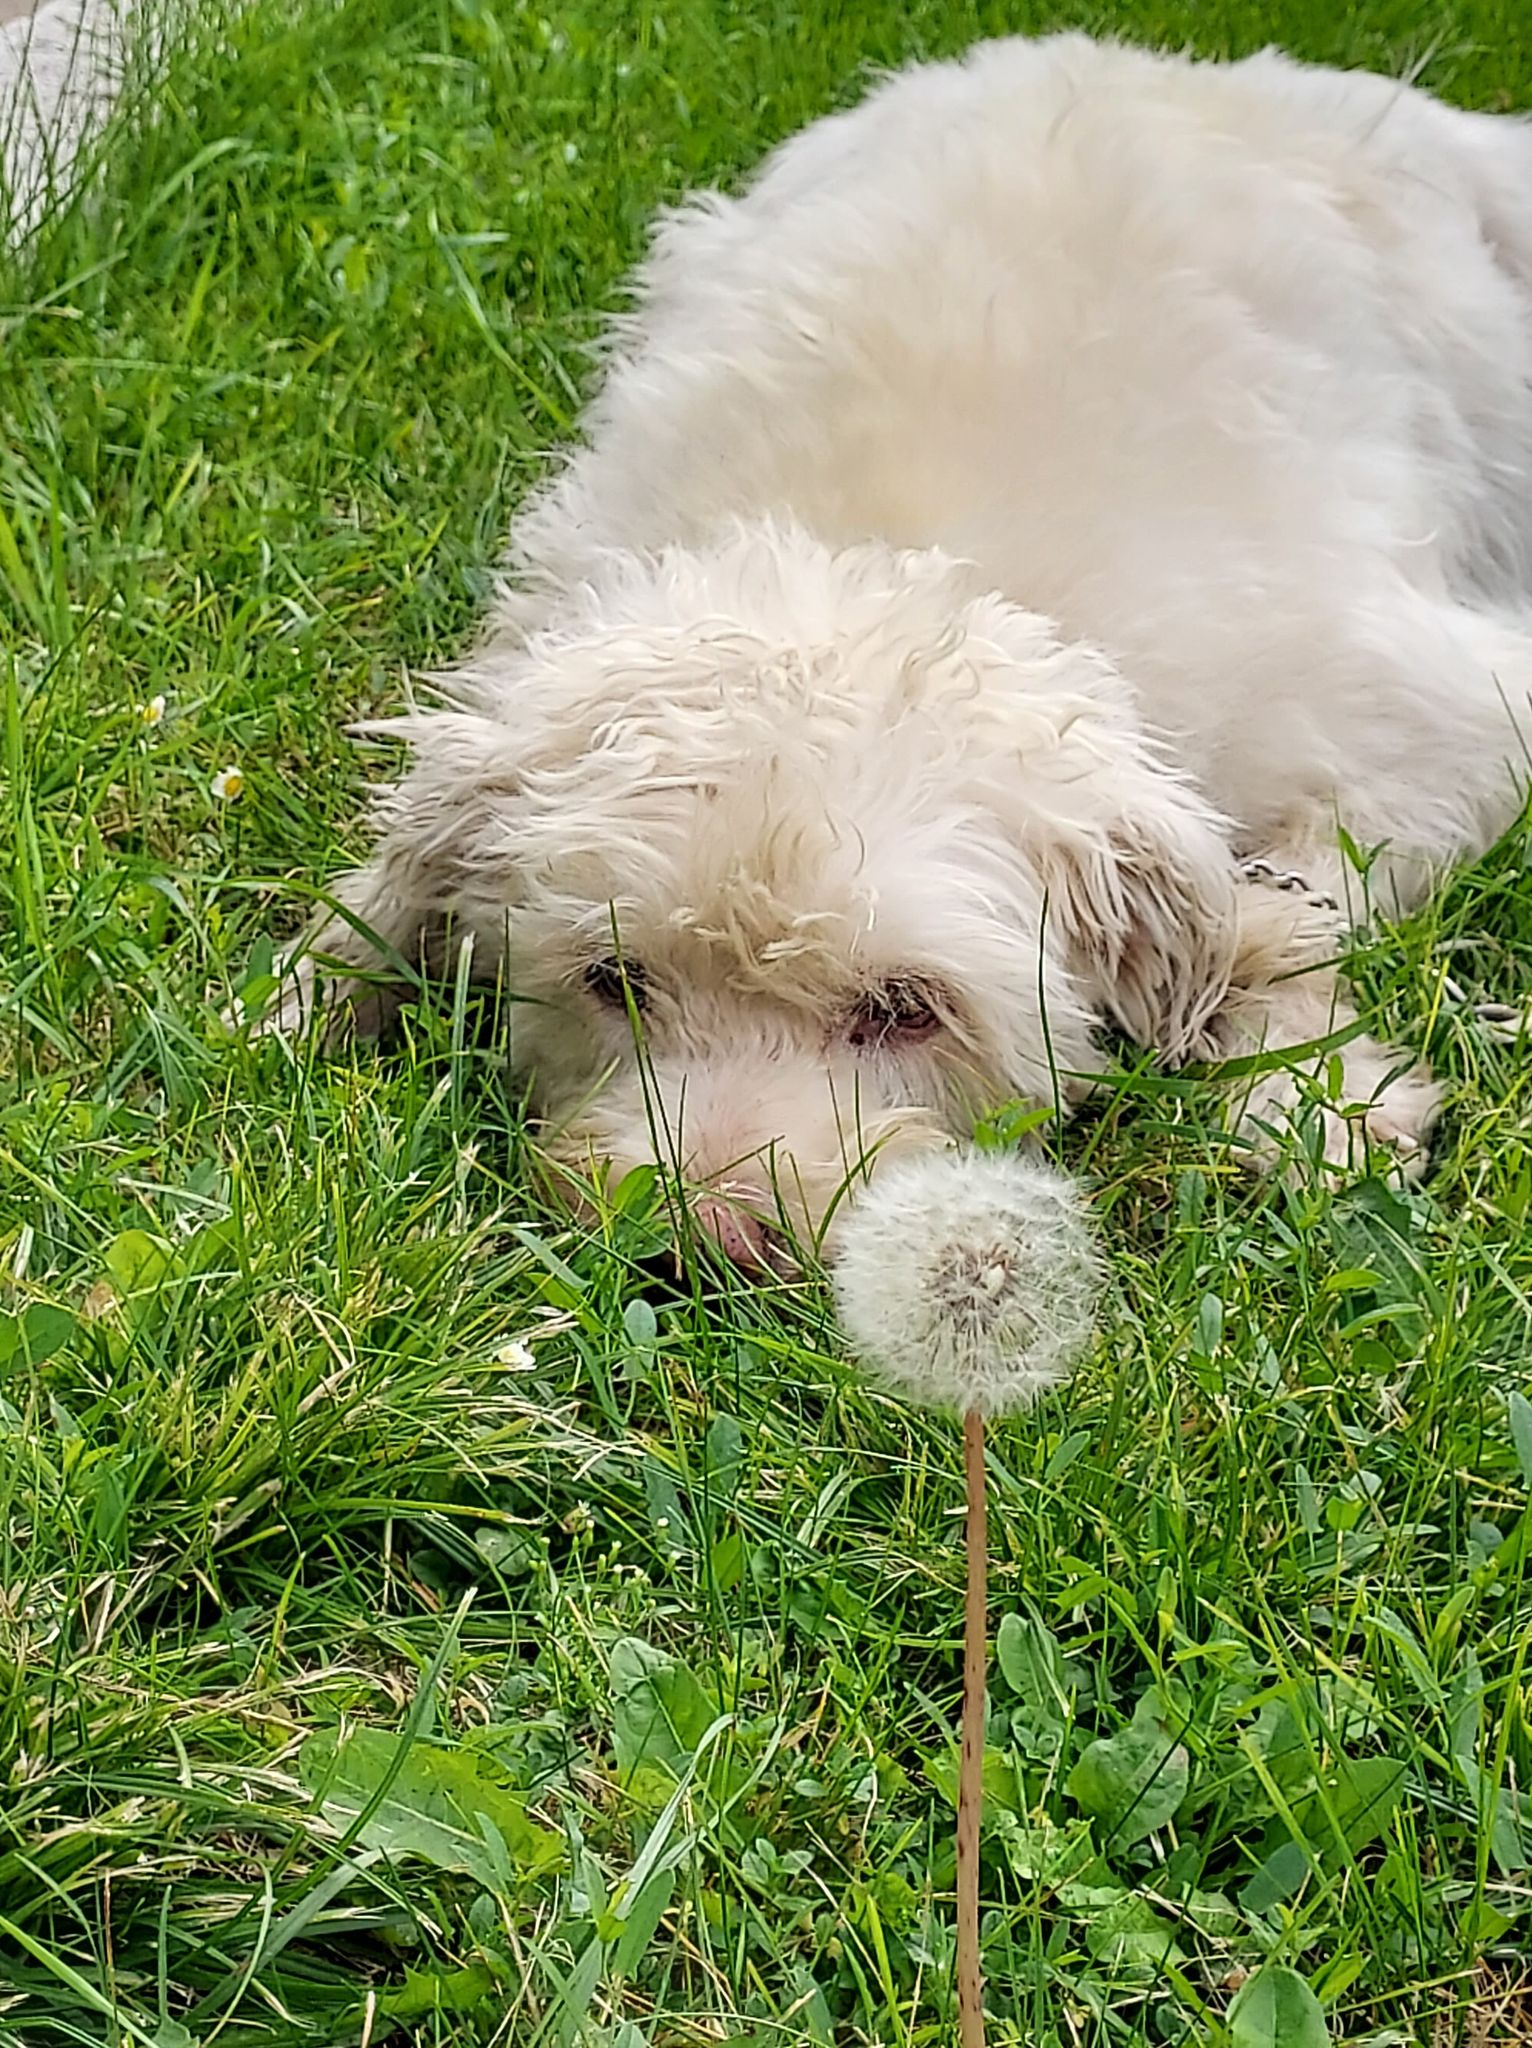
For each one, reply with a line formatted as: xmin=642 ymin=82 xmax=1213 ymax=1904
xmin=210 ymin=764 xmax=245 ymax=801
xmin=833 ymin=1149 xmax=1101 ymax=1417
xmin=562 ymin=1500 xmax=595 ymax=1538
xmin=138 ymin=693 xmax=167 ymax=726
xmin=495 ymin=1338 xmax=536 ymax=1371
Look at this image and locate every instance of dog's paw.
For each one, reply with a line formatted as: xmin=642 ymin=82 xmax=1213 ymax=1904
xmin=1319 ymin=1066 xmax=1440 ymax=1180
xmin=224 ymin=954 xmax=392 ymax=1044
xmin=1235 ymin=1045 xmax=1441 ymax=1183
xmin=1471 ymin=999 xmax=1530 ymax=1046
xmin=220 ymin=952 xmax=316 ymax=1039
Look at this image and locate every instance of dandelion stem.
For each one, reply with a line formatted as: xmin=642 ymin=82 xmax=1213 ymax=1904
xmin=957 ymin=1404 xmax=987 ymax=2048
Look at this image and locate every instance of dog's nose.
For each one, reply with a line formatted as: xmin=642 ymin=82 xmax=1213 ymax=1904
xmin=692 ymin=1192 xmax=776 ymax=1274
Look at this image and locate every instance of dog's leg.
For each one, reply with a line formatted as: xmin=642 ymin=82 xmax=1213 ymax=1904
xmin=1212 ymin=872 xmax=1442 ymax=1179
xmin=243 ymin=861 xmax=451 ymax=1042
xmin=1211 ymin=599 xmax=1532 ymax=1174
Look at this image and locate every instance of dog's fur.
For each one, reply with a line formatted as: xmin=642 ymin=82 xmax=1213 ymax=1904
xmin=270 ymin=35 xmax=1532 ymax=1259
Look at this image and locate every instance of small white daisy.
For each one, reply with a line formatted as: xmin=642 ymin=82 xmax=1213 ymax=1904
xmin=495 ymin=1338 xmax=535 ymax=1371
xmin=210 ymin=765 xmax=245 ymax=801
xmin=138 ymin=693 xmax=167 ymax=726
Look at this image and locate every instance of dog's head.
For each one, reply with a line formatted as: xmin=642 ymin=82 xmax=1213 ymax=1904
xmin=365 ymin=525 xmax=1237 ymax=1264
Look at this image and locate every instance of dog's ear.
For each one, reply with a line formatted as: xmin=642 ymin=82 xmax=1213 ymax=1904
xmin=256 ymin=708 xmax=523 ymax=1040
xmin=360 ymin=707 xmax=527 ymax=923
xmin=973 ymin=608 xmax=1240 ymax=1063
xmin=1034 ymin=789 xmax=1239 ymax=1063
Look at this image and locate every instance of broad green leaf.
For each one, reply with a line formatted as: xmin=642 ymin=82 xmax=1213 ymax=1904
xmin=1459 ymin=1898 xmax=1518 ymax=1944
xmin=88 ymin=1456 xmax=130 ymax=1554
xmin=104 ymin=1230 xmax=176 ymax=1325
xmin=1194 ymin=1291 xmax=1224 ymax=1356
xmin=611 ymin=1164 xmax=662 ymax=1216
xmin=623 ymin=1297 xmax=657 ymax=1349
xmin=1181 ymin=1888 xmax=1240 ymax=1937
xmin=1327 ymin=1182 xmax=1434 ymax=1321
xmin=924 ymin=1746 xmax=1022 ymax=1820
xmin=1451 ymin=1702 xmax=1529 ymax=1879
xmin=1227 ymin=1964 xmax=1331 ymax=2048
xmin=1367 ymin=1607 xmax=1438 ymax=1705
xmin=996 ymin=1612 xmax=1069 ymax=1716
xmin=181 ymin=1216 xmax=239 ymax=1277
xmin=376 ymin=1963 xmax=497 ymax=2019
xmin=238 ymin=931 xmax=275 ymax=993
xmin=997 ymin=1611 xmax=1075 ymax=1762
xmin=1509 ymin=1390 xmax=1532 ymax=1489
xmin=642 ymin=1461 xmax=692 ymax=1558
xmin=1324 ymin=1267 xmax=1383 ymax=1294
xmin=1081 ymin=1890 xmax=1187 ymax=1971
xmin=105 ymin=1229 xmax=175 ymax=1294
xmin=1448 ymin=1648 xmax=1487 ymax=1764
xmin=1240 ymin=1838 xmax=1309 ymax=1915
xmin=1067 ymin=1689 xmax=1189 ymax=1847
xmin=703 ymin=1413 xmax=744 ymax=1494
xmin=784 ymin=1967 xmax=835 ymax=2047
xmin=300 ymin=1728 xmax=560 ymax=1888
xmin=510 ymin=1225 xmax=587 ymax=1306
xmin=709 ymin=1529 xmax=746 ymax=1590
xmin=1486 ymin=1787 xmax=1527 ymax=1875
xmin=1293 ymin=1754 xmax=1406 ymax=1866
xmin=0 ymin=1304 xmax=76 ymax=1372
xmin=610 ymin=1638 xmax=719 ymax=1782
xmin=474 ymin=1525 xmax=542 ymax=1577
xmin=1247 ymin=1696 xmax=1316 ymax=1793
xmin=1000 ymin=1816 xmax=1102 ymax=1891
xmin=1256 ymin=1754 xmax=1407 ymax=1886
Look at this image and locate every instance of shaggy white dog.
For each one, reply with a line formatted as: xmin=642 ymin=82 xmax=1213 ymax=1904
xmin=271 ymin=34 xmax=1532 ymax=1266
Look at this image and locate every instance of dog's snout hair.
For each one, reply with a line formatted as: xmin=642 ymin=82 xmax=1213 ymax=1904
xmin=540 ymin=1018 xmax=964 ymax=1260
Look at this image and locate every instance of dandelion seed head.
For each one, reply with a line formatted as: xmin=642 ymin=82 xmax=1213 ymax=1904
xmin=833 ymin=1149 xmax=1100 ymax=1417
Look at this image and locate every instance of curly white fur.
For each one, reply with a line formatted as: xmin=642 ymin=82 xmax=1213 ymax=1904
xmin=273 ymin=35 xmax=1532 ymax=1251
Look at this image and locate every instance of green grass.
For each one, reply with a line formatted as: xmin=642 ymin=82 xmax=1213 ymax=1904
xmin=2 ymin=0 xmax=1532 ymax=2041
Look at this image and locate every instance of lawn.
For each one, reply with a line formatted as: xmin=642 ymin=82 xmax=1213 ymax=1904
xmin=2 ymin=0 xmax=1532 ymax=2042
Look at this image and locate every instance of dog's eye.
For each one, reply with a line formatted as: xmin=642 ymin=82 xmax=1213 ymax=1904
xmin=846 ymin=978 xmax=943 ymax=1050
xmin=585 ymin=957 xmax=649 ymax=1012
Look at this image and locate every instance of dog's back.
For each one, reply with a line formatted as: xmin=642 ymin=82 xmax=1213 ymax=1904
xmin=508 ymin=33 xmax=1532 ymax=677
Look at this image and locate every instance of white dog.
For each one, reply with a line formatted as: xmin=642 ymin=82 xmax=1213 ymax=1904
xmin=270 ymin=35 xmax=1532 ymax=1267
